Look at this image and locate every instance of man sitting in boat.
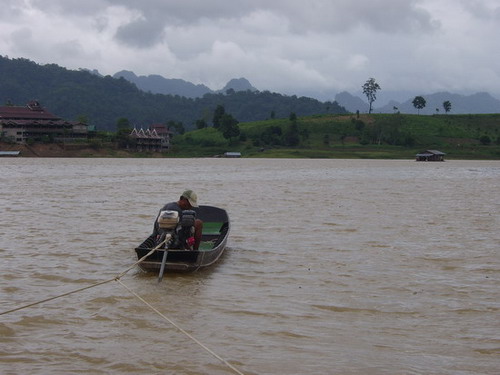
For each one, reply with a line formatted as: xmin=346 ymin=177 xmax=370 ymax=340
xmin=153 ymin=190 xmax=203 ymax=250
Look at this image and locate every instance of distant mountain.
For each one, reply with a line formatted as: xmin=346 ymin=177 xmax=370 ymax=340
xmin=0 ymin=56 xmax=346 ymax=132
xmin=218 ymin=77 xmax=257 ymax=93
xmin=336 ymin=91 xmax=500 ymax=114
xmin=376 ymin=92 xmax=500 ymax=115
xmin=114 ymin=68 xmax=500 ymax=114
xmin=113 ymin=71 xmax=257 ymax=98
xmin=334 ymin=92 xmax=370 ymax=113
xmin=113 ymin=70 xmax=212 ymax=98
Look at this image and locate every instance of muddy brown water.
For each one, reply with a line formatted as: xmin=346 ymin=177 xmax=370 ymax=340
xmin=1 ymin=158 xmax=499 ymax=374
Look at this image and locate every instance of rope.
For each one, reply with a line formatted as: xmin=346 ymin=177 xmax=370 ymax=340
xmin=0 ymin=238 xmax=247 ymax=375
xmin=0 ymin=238 xmax=166 ymax=316
xmin=116 ymin=279 xmax=245 ymax=375
xmin=0 ymin=278 xmax=115 ymax=316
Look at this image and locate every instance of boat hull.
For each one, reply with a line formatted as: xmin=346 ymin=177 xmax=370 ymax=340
xmin=135 ymin=205 xmax=229 ymax=273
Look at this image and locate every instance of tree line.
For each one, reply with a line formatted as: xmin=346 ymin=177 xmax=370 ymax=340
xmin=0 ymin=56 xmax=347 ymax=132
xmin=362 ymin=77 xmax=453 ymax=115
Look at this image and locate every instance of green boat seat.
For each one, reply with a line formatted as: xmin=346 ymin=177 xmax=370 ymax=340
xmin=202 ymin=222 xmax=223 ymax=235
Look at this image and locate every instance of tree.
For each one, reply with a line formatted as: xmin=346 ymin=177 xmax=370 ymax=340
xmin=284 ymin=121 xmax=300 ymax=146
xmin=115 ymin=117 xmax=132 ymax=148
xmin=323 ymin=134 xmax=330 ymax=146
xmin=412 ymin=96 xmax=426 ymax=115
xmin=479 ymin=135 xmax=491 ymax=145
xmin=195 ymin=119 xmax=208 ymax=129
xmin=219 ymin=113 xmax=240 ymax=141
xmin=167 ymin=120 xmax=185 ymax=134
xmin=116 ymin=117 xmax=131 ymax=131
xmin=77 ymin=114 xmax=88 ymax=124
xmin=443 ymin=100 xmax=452 ymax=113
xmin=212 ymin=105 xmax=225 ymax=128
xmin=362 ymin=77 xmax=381 ymax=114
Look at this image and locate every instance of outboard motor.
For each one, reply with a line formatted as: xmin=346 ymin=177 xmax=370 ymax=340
xmin=156 ymin=209 xmax=196 ymax=250
xmin=156 ymin=210 xmax=179 ymax=248
xmin=176 ymin=210 xmax=196 ymax=250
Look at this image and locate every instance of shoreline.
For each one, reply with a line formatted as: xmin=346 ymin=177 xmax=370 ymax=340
xmin=1 ymin=141 xmax=499 ymax=160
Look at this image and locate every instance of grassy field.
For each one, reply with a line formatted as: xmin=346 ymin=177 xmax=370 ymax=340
xmin=171 ymin=113 xmax=500 ymax=159
xmin=5 ymin=113 xmax=499 ymax=159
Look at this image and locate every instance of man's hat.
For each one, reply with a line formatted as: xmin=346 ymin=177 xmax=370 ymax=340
xmin=182 ymin=190 xmax=198 ymax=207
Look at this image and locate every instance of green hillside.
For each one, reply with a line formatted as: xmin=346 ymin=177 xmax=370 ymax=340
xmin=172 ymin=113 xmax=500 ymax=159
xmin=0 ymin=56 xmax=346 ymax=131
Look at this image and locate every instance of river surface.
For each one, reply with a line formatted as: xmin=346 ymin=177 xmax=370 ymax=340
xmin=0 ymin=158 xmax=499 ymax=375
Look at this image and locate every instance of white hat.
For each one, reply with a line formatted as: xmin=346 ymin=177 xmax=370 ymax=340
xmin=182 ymin=190 xmax=198 ymax=207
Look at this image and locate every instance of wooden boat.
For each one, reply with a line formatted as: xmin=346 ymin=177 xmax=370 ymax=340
xmin=135 ymin=205 xmax=230 ymax=272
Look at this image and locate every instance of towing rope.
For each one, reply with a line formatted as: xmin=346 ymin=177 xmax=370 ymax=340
xmin=0 ymin=239 xmax=164 ymax=316
xmin=0 ymin=240 xmax=246 ymax=375
xmin=116 ymin=279 xmax=245 ymax=375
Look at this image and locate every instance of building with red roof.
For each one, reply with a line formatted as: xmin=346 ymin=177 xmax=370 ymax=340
xmin=0 ymin=101 xmax=88 ymax=144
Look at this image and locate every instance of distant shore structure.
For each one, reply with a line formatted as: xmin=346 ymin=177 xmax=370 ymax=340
xmin=416 ymin=150 xmax=446 ymax=161
xmin=0 ymin=150 xmax=21 ymax=157
xmin=223 ymin=152 xmax=241 ymax=158
xmin=0 ymin=101 xmax=89 ymax=144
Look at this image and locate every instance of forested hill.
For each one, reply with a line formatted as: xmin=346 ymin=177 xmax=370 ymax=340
xmin=0 ymin=56 xmax=346 ymax=131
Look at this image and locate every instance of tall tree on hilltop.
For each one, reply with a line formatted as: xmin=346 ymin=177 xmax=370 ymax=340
xmin=443 ymin=100 xmax=452 ymax=114
xmin=362 ymin=77 xmax=381 ymax=114
xmin=412 ymin=96 xmax=426 ymax=115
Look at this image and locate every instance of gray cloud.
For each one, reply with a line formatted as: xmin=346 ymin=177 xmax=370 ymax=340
xmin=15 ymin=1 xmax=441 ymax=51
xmin=105 ymin=0 xmax=441 ymax=48
xmin=0 ymin=0 xmax=498 ymax=101
xmin=115 ymin=16 xmax=166 ymax=48
xmin=460 ymin=0 xmax=500 ymax=20
xmin=31 ymin=0 xmax=109 ymax=16
xmin=0 ymin=0 xmax=24 ymax=21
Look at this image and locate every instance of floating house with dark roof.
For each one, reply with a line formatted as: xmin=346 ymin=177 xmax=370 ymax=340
xmin=223 ymin=152 xmax=242 ymax=158
xmin=415 ymin=150 xmax=446 ymax=161
xmin=0 ymin=101 xmax=88 ymax=144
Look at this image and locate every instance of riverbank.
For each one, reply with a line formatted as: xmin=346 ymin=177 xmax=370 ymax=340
xmin=1 ymin=140 xmax=499 ymax=160
xmin=0 ymin=142 xmax=156 ymax=158
xmin=3 ymin=113 xmax=500 ymax=159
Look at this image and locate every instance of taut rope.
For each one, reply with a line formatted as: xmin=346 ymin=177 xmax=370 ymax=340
xmin=0 ymin=238 xmax=166 ymax=316
xmin=0 ymin=239 xmax=246 ymax=375
xmin=116 ymin=279 xmax=245 ymax=375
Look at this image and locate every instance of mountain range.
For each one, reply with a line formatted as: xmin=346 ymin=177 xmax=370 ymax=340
xmin=2 ymin=55 xmax=500 ymax=134
xmin=112 ymin=70 xmax=500 ymax=115
xmin=0 ymin=56 xmax=346 ymax=131
xmin=334 ymin=91 xmax=500 ymax=115
xmin=113 ymin=70 xmax=258 ymax=98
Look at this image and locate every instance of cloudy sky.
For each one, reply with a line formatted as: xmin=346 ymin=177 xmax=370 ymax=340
xmin=1 ymin=0 xmax=499 ymax=103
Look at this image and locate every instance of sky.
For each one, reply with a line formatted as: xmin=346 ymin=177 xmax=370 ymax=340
xmin=1 ymin=0 xmax=499 ymax=104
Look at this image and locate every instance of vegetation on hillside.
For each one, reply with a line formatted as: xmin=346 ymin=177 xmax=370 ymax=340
xmin=172 ymin=112 xmax=500 ymax=159
xmin=2 ymin=112 xmax=499 ymax=159
xmin=0 ymin=56 xmax=346 ymax=132
xmin=2 ymin=56 xmax=499 ymax=159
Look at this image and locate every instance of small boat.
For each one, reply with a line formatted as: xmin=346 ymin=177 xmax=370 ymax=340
xmin=135 ymin=205 xmax=230 ymax=273
xmin=0 ymin=151 xmax=21 ymax=157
